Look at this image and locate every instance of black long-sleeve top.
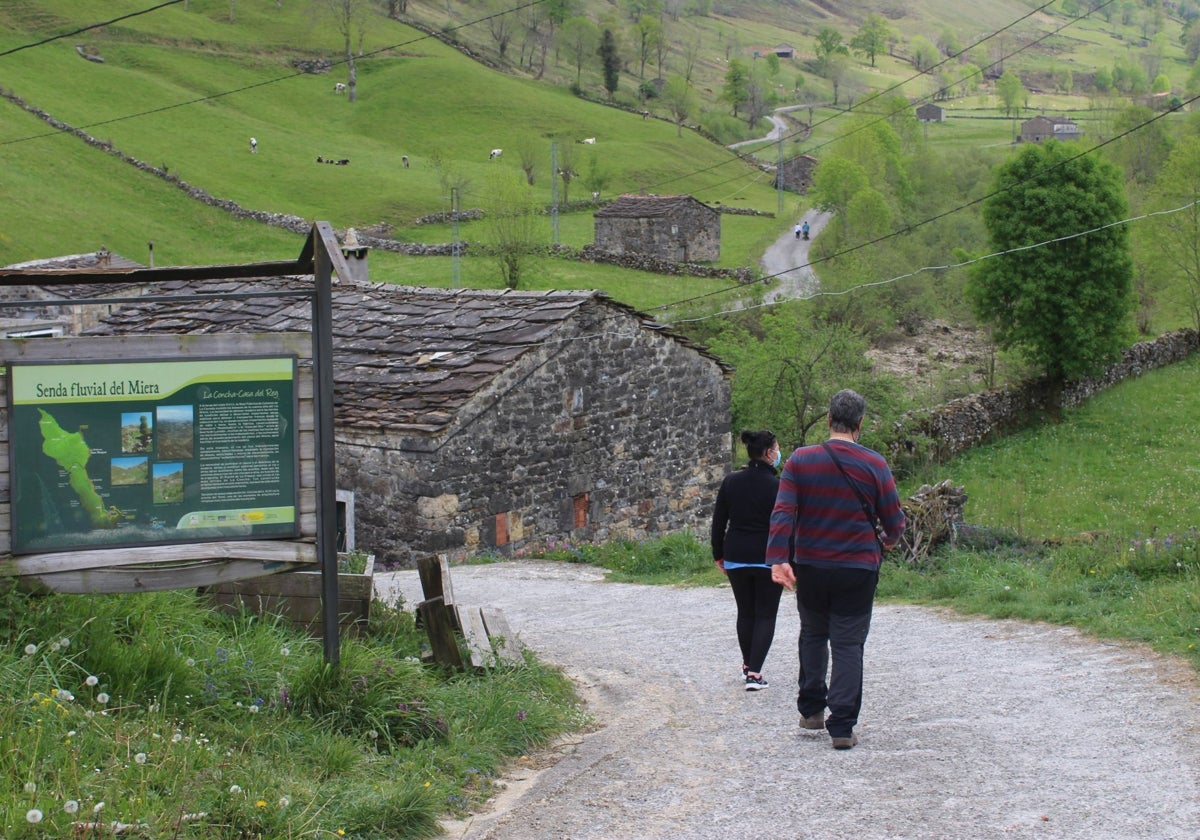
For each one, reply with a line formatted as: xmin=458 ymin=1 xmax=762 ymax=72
xmin=710 ymin=459 xmax=780 ymax=565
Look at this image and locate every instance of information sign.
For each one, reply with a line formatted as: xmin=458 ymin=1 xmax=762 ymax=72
xmin=8 ymin=356 xmax=298 ymax=554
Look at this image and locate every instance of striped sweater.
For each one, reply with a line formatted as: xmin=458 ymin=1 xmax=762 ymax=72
xmin=765 ymin=439 xmax=905 ymax=571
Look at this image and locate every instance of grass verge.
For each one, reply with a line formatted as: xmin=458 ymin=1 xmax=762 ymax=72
xmin=0 ymin=586 xmax=582 ymax=839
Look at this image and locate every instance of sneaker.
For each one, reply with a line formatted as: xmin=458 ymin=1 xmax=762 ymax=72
xmin=741 ymin=664 xmax=749 ymax=680
xmin=744 ymin=673 xmax=768 ymax=691
xmin=831 ymin=733 xmax=859 ymax=750
xmin=799 ymin=713 xmax=826 ymax=731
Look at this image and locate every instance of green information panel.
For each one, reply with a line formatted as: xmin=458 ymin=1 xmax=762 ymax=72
xmin=8 ymin=356 xmax=299 ymax=554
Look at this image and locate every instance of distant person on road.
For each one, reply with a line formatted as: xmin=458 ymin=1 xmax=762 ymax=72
xmin=766 ymin=390 xmax=905 ymax=749
xmin=801 ymin=220 xmax=809 ymax=240
xmin=794 ymin=223 xmax=802 ymax=240
xmin=711 ymin=429 xmax=784 ymax=692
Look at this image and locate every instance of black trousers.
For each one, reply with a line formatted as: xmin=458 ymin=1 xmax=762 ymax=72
xmin=791 ymin=564 xmax=879 ymax=738
xmin=727 ymin=566 xmax=783 ymax=674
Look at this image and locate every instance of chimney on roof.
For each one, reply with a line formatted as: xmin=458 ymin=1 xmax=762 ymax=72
xmin=97 ymin=246 xmax=111 ymax=268
xmin=339 ymin=227 xmax=370 ymax=285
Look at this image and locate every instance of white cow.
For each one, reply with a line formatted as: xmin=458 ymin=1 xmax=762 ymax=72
xmin=489 ymin=148 xmax=503 ymax=160
xmin=334 ymin=82 xmax=347 ymax=94
xmin=581 ymin=137 xmax=596 ymax=144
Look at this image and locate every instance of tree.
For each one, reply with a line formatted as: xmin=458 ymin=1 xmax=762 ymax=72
xmin=704 ymin=309 xmax=896 ymax=448
xmin=559 ymin=16 xmax=599 ymax=86
xmin=909 ymin=35 xmax=939 ymax=73
xmin=967 ymin=141 xmax=1135 ymax=382
xmin=598 ymin=28 xmax=620 ymax=98
xmin=582 ymin=150 xmax=611 ymax=199
xmin=319 ymin=0 xmax=372 ymax=102
xmin=515 ymin=135 xmax=539 ymax=185
xmin=721 ymin=58 xmax=750 ymax=117
xmin=1108 ymin=104 xmax=1171 ymax=183
xmin=555 ymin=137 xmax=578 ymax=203
xmin=486 ymin=0 xmax=516 ymax=57
xmin=814 ymin=27 xmax=849 ymax=77
xmin=662 ymin=74 xmax=696 ymax=136
xmin=1145 ymin=137 xmax=1200 ymax=331
xmin=633 ymin=15 xmax=662 ymax=79
xmin=483 ymin=172 xmax=542 ymax=290
xmin=995 ymin=69 xmax=1024 ymax=117
xmin=850 ymin=14 xmax=892 ymax=67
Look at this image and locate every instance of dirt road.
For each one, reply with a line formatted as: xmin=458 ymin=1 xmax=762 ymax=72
xmin=375 ymin=561 xmax=1200 ymax=840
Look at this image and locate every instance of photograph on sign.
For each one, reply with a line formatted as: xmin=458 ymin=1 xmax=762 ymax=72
xmin=8 ymin=355 xmax=299 ymax=554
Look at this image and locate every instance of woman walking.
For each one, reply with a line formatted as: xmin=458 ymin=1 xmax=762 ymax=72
xmin=711 ymin=430 xmax=784 ymax=691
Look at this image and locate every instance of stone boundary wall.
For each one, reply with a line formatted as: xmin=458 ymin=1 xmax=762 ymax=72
xmin=3 ymin=89 xmax=763 ymax=278
xmin=887 ymin=328 xmax=1200 ymax=464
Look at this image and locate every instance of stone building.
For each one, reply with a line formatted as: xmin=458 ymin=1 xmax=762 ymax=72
xmin=1 ymin=249 xmax=146 ymax=337
xmin=916 ymin=103 xmax=945 ymax=123
xmin=774 ymin=154 xmax=818 ymax=194
xmin=1018 ymin=115 xmax=1082 ymax=144
xmin=88 ymin=279 xmax=733 ymax=567
xmin=594 ymin=194 xmax=721 ymax=262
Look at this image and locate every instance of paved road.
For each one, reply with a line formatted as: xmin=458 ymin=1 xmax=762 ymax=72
xmin=375 ymin=561 xmax=1200 ymax=840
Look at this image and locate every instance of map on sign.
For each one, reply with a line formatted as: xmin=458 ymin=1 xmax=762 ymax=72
xmin=8 ymin=356 xmax=299 ymax=554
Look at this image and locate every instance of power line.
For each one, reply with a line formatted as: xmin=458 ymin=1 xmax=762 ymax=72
xmin=0 ymin=0 xmax=549 ymax=147
xmin=647 ymin=90 xmax=1200 ymax=314
xmin=0 ymin=0 xmax=185 ymax=59
xmin=669 ymin=198 xmax=1200 ymax=325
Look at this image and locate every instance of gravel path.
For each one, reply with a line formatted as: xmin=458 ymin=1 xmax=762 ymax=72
xmin=375 ymin=561 xmax=1200 ymax=840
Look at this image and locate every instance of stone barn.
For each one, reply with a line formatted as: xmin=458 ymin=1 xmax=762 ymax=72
xmin=774 ymin=153 xmax=818 ymax=194
xmin=89 ymin=278 xmax=733 ymax=567
xmin=1019 ymin=115 xmax=1082 ymax=143
xmin=594 ymin=194 xmax=721 ymax=263
xmin=2 ymin=248 xmax=146 ymax=337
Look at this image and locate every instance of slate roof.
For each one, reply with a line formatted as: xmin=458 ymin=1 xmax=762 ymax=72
xmin=2 ymin=250 xmax=146 ymax=301
xmin=594 ymin=194 xmax=717 ymax=219
xmin=87 ymin=278 xmax=725 ymax=434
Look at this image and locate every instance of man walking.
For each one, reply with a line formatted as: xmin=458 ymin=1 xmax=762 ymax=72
xmin=766 ymin=389 xmax=905 ymax=750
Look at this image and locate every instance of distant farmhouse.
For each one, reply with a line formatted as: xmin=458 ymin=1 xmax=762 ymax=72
xmin=87 ymin=277 xmax=733 ymax=567
xmin=1 ymin=248 xmax=146 ymax=337
xmin=594 ymin=194 xmax=721 ymax=262
xmin=916 ymin=103 xmax=945 ymax=123
xmin=1019 ymin=115 xmax=1082 ymax=144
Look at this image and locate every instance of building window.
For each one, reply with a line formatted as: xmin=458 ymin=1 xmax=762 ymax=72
xmin=495 ymin=512 xmax=510 ymax=546
xmin=573 ymin=494 xmax=589 ymax=529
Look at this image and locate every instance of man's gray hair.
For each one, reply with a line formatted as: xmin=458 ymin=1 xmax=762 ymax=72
xmin=829 ymin=389 xmax=866 ymax=433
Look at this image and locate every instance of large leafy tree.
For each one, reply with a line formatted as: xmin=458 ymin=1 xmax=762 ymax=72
xmin=995 ymin=69 xmax=1024 ymax=117
xmin=814 ymin=27 xmax=849 ymax=77
xmin=721 ymin=58 xmax=751 ymax=117
xmin=1144 ymin=137 xmax=1200 ymax=331
xmin=967 ymin=141 xmax=1135 ymax=382
xmin=850 ymin=14 xmax=892 ymax=67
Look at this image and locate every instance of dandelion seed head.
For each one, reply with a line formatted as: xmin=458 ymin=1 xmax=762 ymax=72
xmin=280 ymin=647 xmax=290 ymax=657
xmin=93 ymin=802 xmax=105 ymax=814
xmin=23 ymin=781 xmax=37 ymax=793
xmin=135 ymin=752 xmax=147 ymax=764
xmin=96 ymin=693 xmax=110 ymax=704
xmin=26 ymin=809 xmax=43 ymax=824
xmin=85 ymin=675 xmax=99 ymax=687
xmin=64 ymin=800 xmax=79 ymax=814
xmin=60 ymin=638 xmax=70 ymax=648
xmin=229 ymin=785 xmax=242 ymax=795
xmin=278 ymin=796 xmax=291 ymax=808
xmin=24 ymin=643 xmax=37 ymax=656
xmin=185 ymin=658 xmax=196 ymax=667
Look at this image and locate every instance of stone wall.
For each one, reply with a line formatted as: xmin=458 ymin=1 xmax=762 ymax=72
xmin=887 ymin=329 xmax=1200 ymax=465
xmin=334 ymin=300 xmax=732 ymax=567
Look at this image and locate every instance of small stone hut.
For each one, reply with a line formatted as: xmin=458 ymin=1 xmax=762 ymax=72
xmin=594 ymin=194 xmax=721 ymax=262
xmin=89 ymin=279 xmax=733 ymax=567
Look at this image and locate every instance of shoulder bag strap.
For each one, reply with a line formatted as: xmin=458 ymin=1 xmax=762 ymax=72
xmin=821 ymin=441 xmax=884 ymax=552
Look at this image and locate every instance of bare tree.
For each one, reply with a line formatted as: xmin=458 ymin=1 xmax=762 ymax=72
xmin=318 ymin=0 xmax=372 ymax=102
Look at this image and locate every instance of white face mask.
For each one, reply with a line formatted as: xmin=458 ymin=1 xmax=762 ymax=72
xmin=772 ymin=449 xmax=782 ymax=468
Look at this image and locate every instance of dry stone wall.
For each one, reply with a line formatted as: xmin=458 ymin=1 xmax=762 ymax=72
xmin=887 ymin=328 xmax=1200 ymax=465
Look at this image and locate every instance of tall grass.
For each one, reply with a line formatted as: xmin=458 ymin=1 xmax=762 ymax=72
xmin=0 ymin=586 xmax=581 ymax=839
